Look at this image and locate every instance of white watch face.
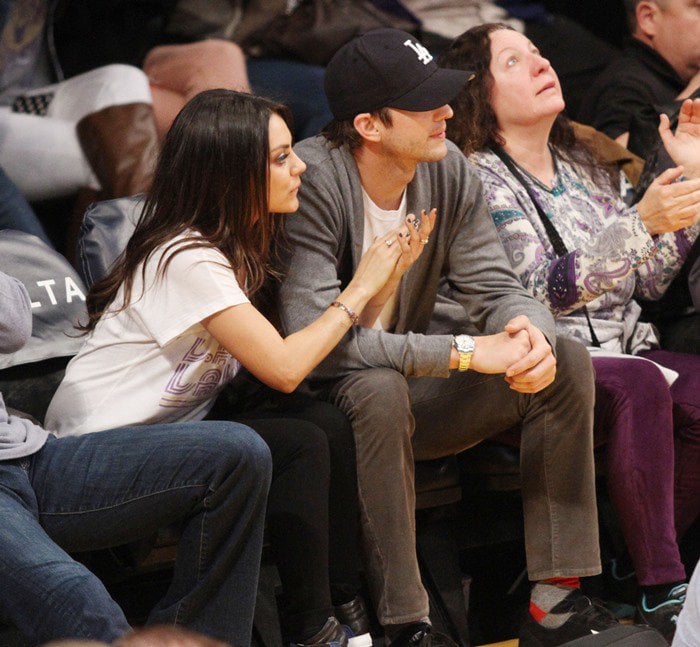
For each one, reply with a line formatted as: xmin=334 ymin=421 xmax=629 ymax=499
xmin=454 ymin=334 xmax=475 ymax=354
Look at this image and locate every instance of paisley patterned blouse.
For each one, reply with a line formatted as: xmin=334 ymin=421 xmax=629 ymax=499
xmin=469 ymin=148 xmax=700 ymax=353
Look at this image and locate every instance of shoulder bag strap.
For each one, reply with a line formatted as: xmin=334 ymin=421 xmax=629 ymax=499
xmin=490 ymin=146 xmax=601 ymax=347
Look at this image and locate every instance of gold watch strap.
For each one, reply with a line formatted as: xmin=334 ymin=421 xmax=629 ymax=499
xmin=458 ymin=350 xmax=472 ymax=372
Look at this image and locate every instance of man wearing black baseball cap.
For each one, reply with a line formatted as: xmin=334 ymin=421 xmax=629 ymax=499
xmin=278 ymin=29 xmax=605 ymax=647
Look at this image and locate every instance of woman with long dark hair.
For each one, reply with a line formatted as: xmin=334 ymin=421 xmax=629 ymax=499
xmin=440 ymin=24 xmax=700 ymax=644
xmin=46 ymin=89 xmax=432 ymax=646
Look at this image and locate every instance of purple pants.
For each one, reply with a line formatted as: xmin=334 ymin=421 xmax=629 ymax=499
xmin=592 ymin=350 xmax=700 ymax=585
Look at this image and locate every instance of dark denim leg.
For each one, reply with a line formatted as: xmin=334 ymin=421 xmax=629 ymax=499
xmin=592 ymin=356 xmax=685 ymax=585
xmin=31 ymin=422 xmax=271 ymax=646
xmin=0 ymin=458 xmax=130 ymax=644
xmin=640 ymin=350 xmax=700 ymax=540
xmin=0 ymin=166 xmax=52 ymax=246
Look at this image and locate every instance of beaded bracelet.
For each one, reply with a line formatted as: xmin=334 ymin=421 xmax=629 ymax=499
xmin=330 ymin=300 xmax=359 ymax=325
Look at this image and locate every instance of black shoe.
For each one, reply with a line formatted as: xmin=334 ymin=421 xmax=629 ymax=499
xmin=389 ymin=622 xmax=458 ymax=647
xmin=335 ymin=596 xmax=372 ymax=647
xmin=291 ymin=617 xmax=348 ymax=647
xmin=636 ymin=583 xmax=687 ymax=643
xmin=519 ymin=588 xmax=646 ymax=646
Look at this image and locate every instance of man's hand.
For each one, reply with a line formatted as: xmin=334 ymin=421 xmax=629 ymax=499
xmin=659 ymin=98 xmax=700 ymax=179
xmin=502 ymin=316 xmax=557 ymax=393
xmin=469 ymin=328 xmax=532 ymax=375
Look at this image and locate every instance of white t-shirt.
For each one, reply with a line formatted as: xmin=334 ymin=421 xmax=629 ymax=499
xmin=45 ymin=234 xmax=249 ymax=436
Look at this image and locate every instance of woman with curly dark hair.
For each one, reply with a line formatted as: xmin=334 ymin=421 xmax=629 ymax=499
xmin=440 ymin=24 xmax=700 ymax=643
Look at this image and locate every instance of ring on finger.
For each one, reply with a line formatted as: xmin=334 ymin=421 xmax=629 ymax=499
xmin=386 ymin=238 xmax=394 ymax=247
xmin=420 ymin=237 xmax=430 ymax=244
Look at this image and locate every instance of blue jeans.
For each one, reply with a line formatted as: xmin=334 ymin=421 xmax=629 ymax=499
xmin=0 ymin=421 xmax=271 ymax=645
xmin=0 ymin=166 xmax=52 ymax=247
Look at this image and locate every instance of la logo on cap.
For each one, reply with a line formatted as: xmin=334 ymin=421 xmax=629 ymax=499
xmin=403 ymin=39 xmax=433 ymax=65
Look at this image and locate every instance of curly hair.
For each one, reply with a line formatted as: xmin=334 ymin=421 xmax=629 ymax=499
xmin=439 ymin=23 xmax=618 ymax=191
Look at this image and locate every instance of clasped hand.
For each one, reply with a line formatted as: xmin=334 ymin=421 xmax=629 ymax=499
xmin=469 ymin=315 xmax=556 ymax=394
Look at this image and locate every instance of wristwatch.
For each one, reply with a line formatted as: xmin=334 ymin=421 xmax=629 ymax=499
xmin=452 ymin=334 xmax=475 ymax=372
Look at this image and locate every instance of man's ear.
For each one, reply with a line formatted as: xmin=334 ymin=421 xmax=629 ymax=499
xmin=636 ymin=0 xmax=661 ymax=39
xmin=353 ymin=113 xmax=382 ymax=143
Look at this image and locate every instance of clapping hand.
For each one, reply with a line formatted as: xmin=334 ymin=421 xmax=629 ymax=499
xmin=659 ymin=98 xmax=700 ymax=179
xmin=637 ymin=165 xmax=700 ymax=235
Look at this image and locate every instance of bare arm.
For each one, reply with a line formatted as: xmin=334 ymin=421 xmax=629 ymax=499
xmin=203 ymin=234 xmax=401 ymax=392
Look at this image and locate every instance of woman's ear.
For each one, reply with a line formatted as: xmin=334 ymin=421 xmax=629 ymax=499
xmin=353 ymin=113 xmax=382 ymax=143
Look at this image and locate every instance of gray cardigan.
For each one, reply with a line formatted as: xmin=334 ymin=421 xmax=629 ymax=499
xmin=0 ymin=271 xmax=49 ymax=459
xmin=278 ymin=137 xmax=556 ymax=384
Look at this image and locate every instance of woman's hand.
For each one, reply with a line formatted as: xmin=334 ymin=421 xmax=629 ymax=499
xmin=347 ymin=229 xmax=403 ymax=299
xmin=357 ymin=209 xmax=438 ymax=327
xmin=659 ymin=98 xmax=700 ymax=179
xmin=637 ymin=166 xmax=700 ymax=235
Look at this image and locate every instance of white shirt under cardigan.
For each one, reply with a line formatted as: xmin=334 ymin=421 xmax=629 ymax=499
xmin=361 ymin=187 xmax=406 ymax=331
xmin=46 ymin=234 xmax=248 ymax=436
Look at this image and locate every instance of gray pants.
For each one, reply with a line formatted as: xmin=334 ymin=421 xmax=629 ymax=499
xmin=327 ymin=337 xmax=600 ymax=626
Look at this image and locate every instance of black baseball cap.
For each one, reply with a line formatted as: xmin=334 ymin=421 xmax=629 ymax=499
xmin=325 ymin=28 xmax=474 ymax=120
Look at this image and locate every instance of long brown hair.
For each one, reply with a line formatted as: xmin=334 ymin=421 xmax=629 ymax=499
xmin=439 ymin=23 xmax=617 ymax=191
xmin=82 ymin=89 xmax=292 ymax=332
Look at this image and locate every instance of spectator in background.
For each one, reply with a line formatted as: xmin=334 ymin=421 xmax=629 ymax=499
xmin=52 ymin=0 xmax=335 ymax=142
xmin=578 ymin=0 xmax=700 ymax=354
xmin=0 ymin=0 xmax=327 ymax=204
xmin=580 ymin=0 xmax=700 ymax=156
xmin=399 ymin=0 xmax=617 ymax=120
